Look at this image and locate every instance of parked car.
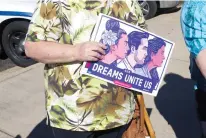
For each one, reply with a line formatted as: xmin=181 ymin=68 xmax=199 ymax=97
xmin=138 ymin=0 xmax=180 ymax=19
xmin=0 ymin=0 xmax=36 ymax=67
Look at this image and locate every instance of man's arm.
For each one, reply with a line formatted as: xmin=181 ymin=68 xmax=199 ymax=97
xmin=24 ymin=1 xmax=105 ymax=64
xmin=25 ymin=41 xmax=106 ymax=64
xmin=196 ymin=49 xmax=206 ymax=79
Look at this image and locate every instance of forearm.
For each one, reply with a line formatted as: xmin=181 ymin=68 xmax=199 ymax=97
xmin=196 ymin=49 xmax=206 ymax=79
xmin=25 ymin=41 xmax=78 ymax=64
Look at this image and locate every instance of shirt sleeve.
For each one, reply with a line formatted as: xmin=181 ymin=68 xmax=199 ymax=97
xmin=132 ymin=1 xmax=147 ymax=30
xmin=198 ymin=6 xmax=206 ymax=53
xmin=181 ymin=2 xmax=206 ymax=58
xmin=121 ymin=0 xmax=147 ymax=30
xmin=25 ymin=0 xmax=63 ymax=43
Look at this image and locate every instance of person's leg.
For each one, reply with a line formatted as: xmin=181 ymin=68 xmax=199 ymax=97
xmin=190 ymin=55 xmax=206 ymax=137
xmin=52 ymin=127 xmax=94 ymax=138
xmin=94 ymin=124 xmax=129 ymax=138
xmin=195 ymin=89 xmax=206 ymax=138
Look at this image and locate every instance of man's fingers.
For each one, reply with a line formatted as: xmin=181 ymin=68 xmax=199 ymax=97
xmin=98 ymin=43 xmax=107 ymax=49
xmin=91 ymin=45 xmax=106 ymax=55
xmin=89 ymin=51 xmax=102 ymax=59
xmin=90 ymin=42 xmax=107 ymax=50
xmin=88 ymin=56 xmax=99 ymax=61
xmin=83 ymin=42 xmax=107 ymax=61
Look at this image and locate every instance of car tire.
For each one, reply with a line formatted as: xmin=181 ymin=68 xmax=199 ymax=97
xmin=2 ymin=21 xmax=37 ymax=67
xmin=0 ymin=45 xmax=7 ymax=60
xmin=139 ymin=1 xmax=157 ymax=20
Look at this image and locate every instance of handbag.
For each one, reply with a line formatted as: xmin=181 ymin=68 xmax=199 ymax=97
xmin=122 ymin=94 xmax=148 ymax=138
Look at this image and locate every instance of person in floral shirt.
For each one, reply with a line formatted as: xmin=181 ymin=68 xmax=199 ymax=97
xmin=25 ymin=0 xmax=146 ymax=137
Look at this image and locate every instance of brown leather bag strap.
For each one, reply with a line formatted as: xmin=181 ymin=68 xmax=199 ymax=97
xmin=137 ymin=94 xmax=145 ymax=132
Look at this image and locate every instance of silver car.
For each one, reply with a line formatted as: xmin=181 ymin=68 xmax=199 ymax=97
xmin=138 ymin=0 xmax=180 ymax=19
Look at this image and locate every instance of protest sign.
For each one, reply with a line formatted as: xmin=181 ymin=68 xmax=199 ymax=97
xmin=81 ymin=14 xmax=174 ymax=96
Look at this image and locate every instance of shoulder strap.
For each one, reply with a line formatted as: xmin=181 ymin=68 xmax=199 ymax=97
xmin=137 ymin=94 xmax=145 ymax=132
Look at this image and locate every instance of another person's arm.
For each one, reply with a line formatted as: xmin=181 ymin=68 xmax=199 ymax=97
xmin=181 ymin=3 xmax=206 ymax=79
xmin=194 ymin=6 xmax=206 ymax=79
xmin=196 ymin=49 xmax=206 ymax=79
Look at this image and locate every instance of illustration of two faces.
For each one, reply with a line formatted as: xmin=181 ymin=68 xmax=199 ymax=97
xmin=100 ymin=19 xmax=166 ymax=82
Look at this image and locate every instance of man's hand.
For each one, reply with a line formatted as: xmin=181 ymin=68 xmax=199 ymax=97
xmin=196 ymin=49 xmax=206 ymax=79
xmin=75 ymin=42 xmax=107 ymax=62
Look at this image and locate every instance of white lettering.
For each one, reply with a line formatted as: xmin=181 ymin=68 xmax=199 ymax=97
xmin=125 ymin=74 xmax=143 ymax=86
xmin=118 ymin=72 xmax=123 ymax=80
xmin=128 ymin=76 xmax=135 ymax=84
xmin=125 ymin=74 xmax=129 ymax=82
xmin=107 ymin=69 xmax=113 ymax=77
xmin=92 ymin=63 xmax=99 ymax=71
xmin=112 ymin=70 xmax=119 ymax=79
xmin=144 ymin=81 xmax=152 ymax=89
xmin=102 ymin=67 xmax=109 ymax=76
xmin=97 ymin=65 xmax=104 ymax=74
xmin=138 ymin=79 xmax=143 ymax=87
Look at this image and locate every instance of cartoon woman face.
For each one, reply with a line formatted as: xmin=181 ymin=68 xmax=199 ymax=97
xmin=151 ymin=46 xmax=165 ymax=67
xmin=114 ymin=34 xmax=129 ymax=59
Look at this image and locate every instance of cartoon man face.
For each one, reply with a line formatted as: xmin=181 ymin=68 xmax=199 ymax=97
xmin=134 ymin=38 xmax=148 ymax=64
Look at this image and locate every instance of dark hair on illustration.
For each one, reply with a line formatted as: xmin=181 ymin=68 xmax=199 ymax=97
xmin=127 ymin=31 xmax=149 ymax=55
xmin=100 ymin=19 xmax=127 ymax=54
xmin=150 ymin=68 xmax=160 ymax=82
xmin=146 ymin=37 xmax=166 ymax=82
xmin=144 ymin=37 xmax=166 ymax=64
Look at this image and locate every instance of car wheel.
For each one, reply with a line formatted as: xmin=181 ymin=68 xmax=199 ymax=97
xmin=0 ymin=45 xmax=7 ymax=60
xmin=2 ymin=21 xmax=36 ymax=67
xmin=138 ymin=1 xmax=157 ymax=20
